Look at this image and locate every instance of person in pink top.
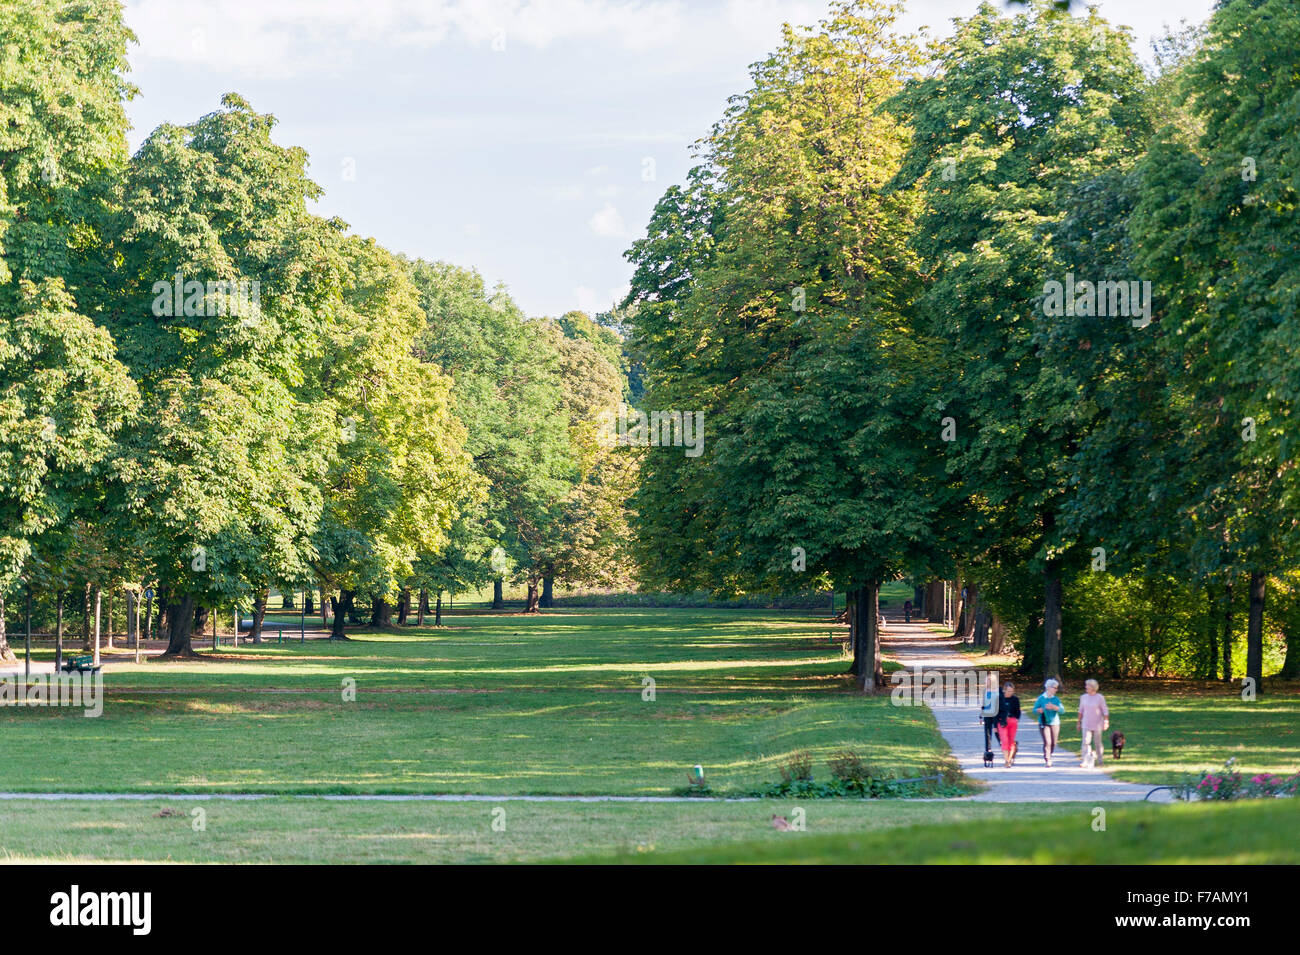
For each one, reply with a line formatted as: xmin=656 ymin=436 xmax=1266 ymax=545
xmin=1077 ymin=679 xmax=1110 ymax=768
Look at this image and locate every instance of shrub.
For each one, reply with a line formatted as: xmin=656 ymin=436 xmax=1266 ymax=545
xmin=827 ymin=750 xmax=871 ymax=786
xmin=779 ymin=751 xmax=813 ymax=783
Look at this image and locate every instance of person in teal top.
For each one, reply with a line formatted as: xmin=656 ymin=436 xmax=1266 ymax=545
xmin=1033 ymin=679 xmax=1066 ymax=767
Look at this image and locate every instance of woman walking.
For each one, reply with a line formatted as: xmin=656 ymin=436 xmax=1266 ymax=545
xmin=997 ymin=681 xmax=1020 ymax=767
xmin=1078 ymin=679 xmax=1110 ymax=768
xmin=1033 ymin=679 xmax=1066 ymax=767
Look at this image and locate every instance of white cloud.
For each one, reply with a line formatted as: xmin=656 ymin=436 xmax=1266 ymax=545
xmin=125 ymin=0 xmax=688 ymax=77
xmin=573 ymin=283 xmax=627 ymax=313
xmin=542 ymin=184 xmax=584 ymax=201
xmin=574 ymin=285 xmax=604 ymax=312
xmin=587 ymin=201 xmax=629 ymax=239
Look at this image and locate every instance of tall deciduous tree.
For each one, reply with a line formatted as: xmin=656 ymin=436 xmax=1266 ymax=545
xmin=0 ymin=0 xmax=138 ymax=657
xmin=101 ymin=96 xmax=335 ymax=655
xmin=409 ymin=260 xmax=572 ymax=610
xmin=1123 ymin=0 xmax=1300 ymax=694
xmin=894 ymin=0 xmax=1149 ymax=677
xmin=626 ymin=0 xmax=936 ymax=690
xmin=310 ymin=241 xmax=474 ymax=639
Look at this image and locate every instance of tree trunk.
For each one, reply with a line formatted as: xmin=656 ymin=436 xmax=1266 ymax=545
xmin=926 ymin=581 xmax=944 ymax=623
xmin=82 ymin=583 xmax=93 ymax=650
xmin=1246 ymin=571 xmax=1265 ymax=695
xmin=370 ymin=596 xmax=393 ymax=628
xmin=973 ymin=606 xmax=992 ymax=648
xmin=492 ymin=578 xmax=505 ymax=610
xmin=282 ymin=590 xmax=295 ymax=610
xmin=251 ymin=589 xmax=269 ymax=644
xmin=951 ymin=570 xmax=968 ymax=638
xmin=397 ymin=588 xmax=411 ymax=625
xmin=161 ymin=595 xmax=199 ymax=657
xmin=845 ymin=587 xmax=861 ymax=676
xmin=55 ymin=591 xmax=65 ymax=672
xmin=525 ymin=579 xmax=540 ymax=613
xmin=988 ymin=614 xmax=1006 ymax=655
xmin=1206 ymin=584 xmax=1219 ymax=681
xmin=540 ymin=575 xmax=554 ymax=609
xmin=105 ymin=589 xmax=115 ymax=650
xmin=417 ymin=588 xmax=428 ymax=626
xmin=857 ymin=582 xmax=883 ymax=693
xmin=1280 ymin=623 xmax=1300 ymax=679
xmin=159 ymin=591 xmax=171 ymax=641
xmin=1021 ymin=615 xmax=1044 ymax=677
xmin=0 ymin=594 xmax=10 ymax=662
xmin=330 ymin=590 xmax=353 ymax=640
xmin=1043 ymin=564 xmax=1063 ymax=680
xmin=435 ymin=592 xmax=443 ymax=627
xmin=1222 ymin=581 xmax=1234 ymax=682
xmin=872 ymin=585 xmax=884 ymax=687
xmin=303 ymin=591 xmax=314 ymax=614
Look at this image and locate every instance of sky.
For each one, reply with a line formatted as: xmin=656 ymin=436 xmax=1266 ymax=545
xmin=120 ymin=0 xmax=1218 ymax=318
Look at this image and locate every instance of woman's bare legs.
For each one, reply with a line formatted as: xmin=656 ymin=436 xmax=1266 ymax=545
xmin=1039 ymin=723 xmax=1059 ymax=766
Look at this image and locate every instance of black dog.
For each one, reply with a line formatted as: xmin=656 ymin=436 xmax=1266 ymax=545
xmin=1111 ymin=732 xmax=1125 ymax=759
xmin=983 ymin=749 xmax=995 ymax=768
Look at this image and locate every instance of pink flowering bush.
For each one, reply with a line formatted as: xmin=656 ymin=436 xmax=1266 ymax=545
xmin=1243 ymin=773 xmax=1300 ymax=798
xmin=1177 ymin=758 xmax=1300 ymax=801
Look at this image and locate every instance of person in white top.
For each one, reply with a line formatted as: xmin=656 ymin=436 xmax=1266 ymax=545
xmin=1077 ymin=679 xmax=1110 ymax=768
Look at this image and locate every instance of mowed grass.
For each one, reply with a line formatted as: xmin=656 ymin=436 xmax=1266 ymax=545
xmin=576 ymin=798 xmax=1300 ymax=865
xmin=0 ymin=798 xmax=1082 ymax=864
xmin=0 ymin=608 xmax=947 ymax=795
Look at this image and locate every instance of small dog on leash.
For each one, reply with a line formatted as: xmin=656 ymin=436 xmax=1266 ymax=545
xmin=983 ymin=749 xmax=995 ymax=768
xmin=1111 ymin=731 xmax=1126 ymax=759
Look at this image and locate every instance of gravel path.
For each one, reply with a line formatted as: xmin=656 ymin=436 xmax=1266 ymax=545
xmin=882 ymin=619 xmax=1171 ymax=803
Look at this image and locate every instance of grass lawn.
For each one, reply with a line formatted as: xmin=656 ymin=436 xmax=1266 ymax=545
xmin=576 ymin=797 xmax=1300 ymax=865
xmin=0 ymin=608 xmax=950 ymax=795
xmin=5 ymin=606 xmax=1295 ymax=865
xmin=0 ymin=798 xmax=1082 ymax=864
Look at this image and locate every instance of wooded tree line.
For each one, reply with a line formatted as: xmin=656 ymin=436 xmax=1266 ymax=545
xmin=623 ymin=0 xmax=1300 ymax=691
xmin=0 ymin=0 xmax=634 ymax=659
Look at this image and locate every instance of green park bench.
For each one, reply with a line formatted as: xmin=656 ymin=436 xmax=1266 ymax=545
xmin=59 ymin=654 xmax=101 ymax=674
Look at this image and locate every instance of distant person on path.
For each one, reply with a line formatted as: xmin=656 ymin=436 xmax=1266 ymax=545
xmin=997 ymin=681 xmax=1020 ymax=768
xmin=1077 ymin=679 xmax=1110 ymax=768
xmin=903 ymin=599 xmax=912 ymax=623
xmin=1033 ymin=679 xmax=1066 ymax=767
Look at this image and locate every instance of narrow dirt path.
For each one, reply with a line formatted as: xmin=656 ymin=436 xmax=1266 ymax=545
xmin=881 ymin=617 xmax=1170 ymax=803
